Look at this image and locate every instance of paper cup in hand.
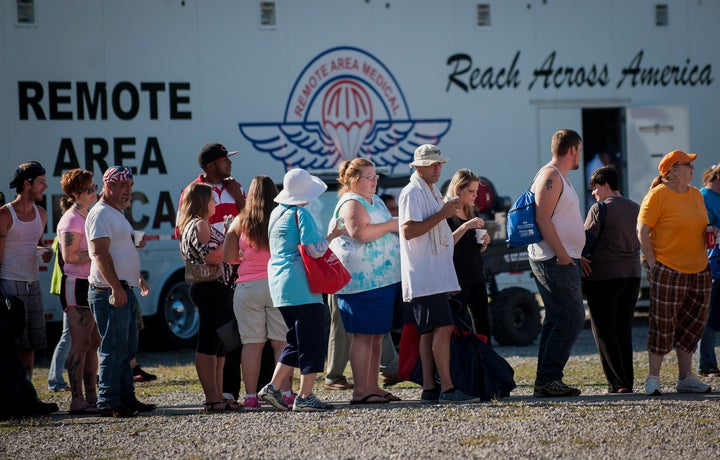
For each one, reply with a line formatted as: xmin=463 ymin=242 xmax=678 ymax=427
xmin=133 ymin=230 xmax=145 ymax=246
xmin=475 ymin=228 xmax=487 ymax=244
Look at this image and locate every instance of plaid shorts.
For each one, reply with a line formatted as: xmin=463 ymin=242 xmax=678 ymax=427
xmin=647 ymin=262 xmax=712 ymax=355
xmin=1 ymin=279 xmax=47 ymax=351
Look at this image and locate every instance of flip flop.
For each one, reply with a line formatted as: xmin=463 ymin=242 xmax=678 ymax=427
xmin=68 ymin=403 xmax=100 ymax=415
xmin=349 ymin=394 xmax=389 ymax=405
xmin=324 ymin=378 xmax=354 ymax=390
xmin=379 ymin=392 xmax=401 ymax=401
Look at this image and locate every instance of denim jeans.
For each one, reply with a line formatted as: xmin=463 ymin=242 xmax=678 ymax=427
xmin=89 ymin=284 xmax=138 ymax=410
xmin=47 ymin=312 xmax=71 ymax=391
xmin=530 ymin=258 xmax=585 ymax=385
xmin=698 ymin=279 xmax=720 ymax=372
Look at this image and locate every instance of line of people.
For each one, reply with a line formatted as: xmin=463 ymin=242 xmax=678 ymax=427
xmin=2 ymin=135 xmax=717 ymax=417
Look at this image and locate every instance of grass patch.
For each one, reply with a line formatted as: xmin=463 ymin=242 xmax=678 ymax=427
xmin=572 ymin=437 xmax=600 ymax=448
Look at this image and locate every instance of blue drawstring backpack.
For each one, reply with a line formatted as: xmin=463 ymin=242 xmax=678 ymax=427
xmin=506 ymin=189 xmax=542 ymax=248
xmin=506 ymin=166 xmax=563 ymax=248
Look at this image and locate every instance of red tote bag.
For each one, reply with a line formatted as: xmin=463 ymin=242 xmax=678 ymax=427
xmin=295 ymin=211 xmax=351 ymax=294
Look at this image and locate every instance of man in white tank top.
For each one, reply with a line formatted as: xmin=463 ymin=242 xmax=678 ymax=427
xmin=528 ymin=129 xmax=587 ymax=398
xmin=0 ymin=161 xmax=51 ymax=378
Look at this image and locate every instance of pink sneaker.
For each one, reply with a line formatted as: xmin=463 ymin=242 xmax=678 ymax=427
xmin=243 ymin=395 xmax=260 ymax=410
xmin=282 ymin=391 xmax=296 ymax=406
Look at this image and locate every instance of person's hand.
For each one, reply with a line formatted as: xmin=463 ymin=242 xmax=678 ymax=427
xmin=580 ymin=256 xmax=592 ymax=277
xmin=139 ymin=277 xmax=150 ymax=297
xmin=110 ymin=286 xmax=128 ymax=307
xmin=223 ymin=215 xmax=234 ymax=234
xmin=555 ymin=254 xmax=575 ymax=266
xmin=388 ymin=217 xmax=399 ymax=233
xmin=39 ymin=247 xmax=52 ymax=263
xmin=643 ymin=256 xmax=656 ymax=271
xmin=223 ymin=177 xmax=246 ymax=204
xmin=327 ymin=218 xmax=348 ymax=241
xmin=463 ymin=217 xmax=485 ymax=232
xmin=481 ymin=231 xmax=491 ymax=246
xmin=440 ymin=199 xmax=460 ymax=218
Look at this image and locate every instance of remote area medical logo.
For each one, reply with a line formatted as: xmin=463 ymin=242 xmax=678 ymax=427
xmin=239 ymin=47 xmax=451 ymax=172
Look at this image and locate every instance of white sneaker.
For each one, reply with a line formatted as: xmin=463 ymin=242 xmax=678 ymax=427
xmin=645 ymin=376 xmax=662 ymax=396
xmin=676 ymin=373 xmax=711 ymax=393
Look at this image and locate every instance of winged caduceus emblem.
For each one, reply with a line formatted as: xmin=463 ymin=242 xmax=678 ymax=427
xmin=239 ymin=47 xmax=451 ymax=172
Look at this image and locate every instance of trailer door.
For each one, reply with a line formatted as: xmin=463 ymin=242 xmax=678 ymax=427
xmin=624 ymin=105 xmax=690 ymax=205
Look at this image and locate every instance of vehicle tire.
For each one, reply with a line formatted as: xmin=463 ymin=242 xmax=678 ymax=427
xmin=142 ymin=271 xmax=199 ymax=350
xmin=490 ymin=287 xmax=541 ymax=346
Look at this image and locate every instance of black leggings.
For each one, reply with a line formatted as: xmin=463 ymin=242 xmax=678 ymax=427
xmin=189 ymin=281 xmax=233 ymax=356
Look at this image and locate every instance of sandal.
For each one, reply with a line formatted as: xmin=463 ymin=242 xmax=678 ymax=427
xmin=324 ymin=377 xmax=354 ymax=390
xmin=68 ymin=403 xmax=100 ymax=415
xmin=349 ymin=394 xmax=389 ymax=405
xmin=223 ymin=397 xmax=243 ymax=410
xmin=203 ymin=401 xmax=237 ymax=413
xmin=379 ymin=392 xmax=401 ymax=402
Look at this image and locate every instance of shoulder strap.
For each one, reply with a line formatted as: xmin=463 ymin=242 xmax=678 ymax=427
xmin=268 ymin=205 xmax=295 ymax=234
xmin=534 ymin=165 xmax=564 ymax=217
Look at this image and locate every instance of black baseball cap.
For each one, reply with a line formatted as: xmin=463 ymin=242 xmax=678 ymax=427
xmin=198 ymin=143 xmax=238 ymax=167
xmin=10 ymin=161 xmax=46 ymax=188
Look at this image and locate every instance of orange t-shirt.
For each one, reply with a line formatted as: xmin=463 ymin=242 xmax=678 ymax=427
xmin=638 ymin=184 xmax=709 ymax=274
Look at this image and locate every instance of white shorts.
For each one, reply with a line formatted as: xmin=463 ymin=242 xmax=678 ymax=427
xmin=233 ymin=278 xmax=287 ymax=344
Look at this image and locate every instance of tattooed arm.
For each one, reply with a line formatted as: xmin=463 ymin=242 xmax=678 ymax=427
xmin=532 ymin=166 xmax=573 ymax=265
xmin=59 ymin=231 xmax=91 ymax=265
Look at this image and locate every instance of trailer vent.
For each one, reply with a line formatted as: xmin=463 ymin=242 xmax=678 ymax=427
xmin=476 ymin=4 xmax=491 ymax=28
xmin=655 ymin=4 xmax=669 ymax=27
xmin=260 ymin=1 xmax=277 ymax=28
xmin=16 ymin=0 xmax=35 ymax=25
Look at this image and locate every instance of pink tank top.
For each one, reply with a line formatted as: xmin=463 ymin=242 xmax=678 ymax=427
xmin=235 ymin=235 xmax=270 ymax=283
xmin=56 ymin=207 xmax=91 ymax=279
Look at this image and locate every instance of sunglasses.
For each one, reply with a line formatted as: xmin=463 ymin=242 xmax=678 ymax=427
xmin=81 ymin=184 xmax=98 ymax=195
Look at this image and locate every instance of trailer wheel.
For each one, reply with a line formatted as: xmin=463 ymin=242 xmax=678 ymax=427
xmin=143 ymin=271 xmax=199 ymax=350
xmin=491 ymin=287 xmax=541 ymax=346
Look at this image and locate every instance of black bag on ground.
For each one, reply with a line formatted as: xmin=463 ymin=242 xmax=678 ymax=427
xmin=399 ymin=298 xmax=516 ymax=400
xmin=448 ymin=301 xmax=516 ymax=400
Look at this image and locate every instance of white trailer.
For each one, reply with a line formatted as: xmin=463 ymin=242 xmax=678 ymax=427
xmin=1 ymin=0 xmax=717 ymax=347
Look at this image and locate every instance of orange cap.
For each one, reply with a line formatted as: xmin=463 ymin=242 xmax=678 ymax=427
xmin=658 ymin=150 xmax=697 ymax=176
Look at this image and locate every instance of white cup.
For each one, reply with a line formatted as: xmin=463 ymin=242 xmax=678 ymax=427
xmin=133 ymin=230 xmax=145 ymax=246
xmin=475 ymin=228 xmax=488 ymax=244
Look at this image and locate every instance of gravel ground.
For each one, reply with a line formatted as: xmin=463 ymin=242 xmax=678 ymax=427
xmin=2 ymin=322 xmax=719 ymax=459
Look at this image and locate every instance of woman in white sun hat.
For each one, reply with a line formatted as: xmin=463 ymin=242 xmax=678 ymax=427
xmin=259 ymin=168 xmax=344 ymax=412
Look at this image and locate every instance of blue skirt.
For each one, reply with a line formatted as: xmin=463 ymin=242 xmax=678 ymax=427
xmin=337 ymin=283 xmax=400 ymax=335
